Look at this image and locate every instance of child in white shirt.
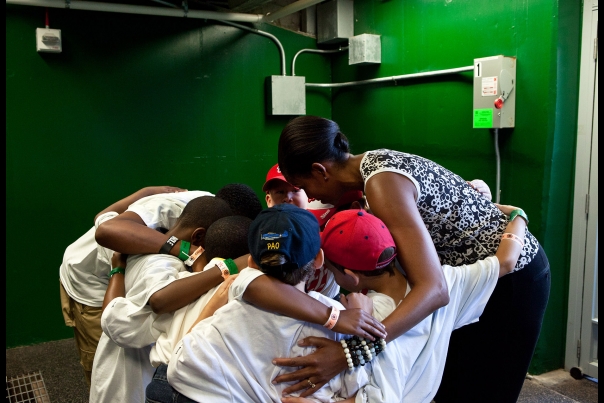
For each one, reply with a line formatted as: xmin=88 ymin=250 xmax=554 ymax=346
xmin=282 ymin=203 xmax=528 ymax=403
xmin=90 ymin=195 xmax=234 ymax=403
xmin=165 ymin=204 xmax=373 ymax=402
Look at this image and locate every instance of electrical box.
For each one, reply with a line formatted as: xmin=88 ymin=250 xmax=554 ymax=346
xmin=36 ymin=28 xmax=62 ymax=53
xmin=266 ymin=75 xmax=306 ymax=116
xmin=473 ymin=55 xmax=516 ymax=128
xmin=317 ymin=0 xmax=354 ymax=45
xmin=349 ymin=34 xmax=381 ymax=65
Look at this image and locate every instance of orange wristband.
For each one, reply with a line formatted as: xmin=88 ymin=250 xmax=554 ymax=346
xmin=216 ymin=260 xmax=230 ymax=280
xmin=323 ymin=306 xmax=340 ymax=330
xmin=502 ymin=232 xmax=524 ymax=248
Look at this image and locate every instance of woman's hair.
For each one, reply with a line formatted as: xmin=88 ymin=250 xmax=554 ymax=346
xmin=278 ymin=116 xmax=350 ymax=179
xmin=204 ymin=215 xmax=252 ymax=261
xmin=259 ymin=252 xmax=315 ymax=286
xmin=330 ymin=247 xmax=397 ymax=277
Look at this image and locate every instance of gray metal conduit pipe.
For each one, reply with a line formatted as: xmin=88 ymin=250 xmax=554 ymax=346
xmin=306 ymin=65 xmax=475 ymax=88
xmin=292 ymin=46 xmax=348 ymax=76
xmin=219 ymin=20 xmax=286 ymax=76
xmin=6 ymin=0 xmax=287 ymax=75
xmin=6 ymin=0 xmax=264 ymax=23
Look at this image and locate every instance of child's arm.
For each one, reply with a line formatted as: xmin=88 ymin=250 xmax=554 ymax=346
xmin=149 ymin=255 xmax=249 ymax=315
xmin=94 ymin=186 xmax=186 ymax=224
xmin=95 ymin=186 xmax=188 ymax=256
xmin=243 ymin=275 xmax=386 ymax=339
xmin=186 ymin=274 xmax=238 ymax=333
xmin=494 ymin=203 xmax=528 ymax=277
xmin=102 ymin=252 xmax=128 ymax=311
xmin=149 ymin=266 xmax=223 ymax=315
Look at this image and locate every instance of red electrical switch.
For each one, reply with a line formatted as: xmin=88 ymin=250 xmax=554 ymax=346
xmin=494 ymin=96 xmax=504 ymax=109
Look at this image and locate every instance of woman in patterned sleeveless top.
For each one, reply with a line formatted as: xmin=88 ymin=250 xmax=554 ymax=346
xmin=271 ymin=116 xmax=550 ymax=403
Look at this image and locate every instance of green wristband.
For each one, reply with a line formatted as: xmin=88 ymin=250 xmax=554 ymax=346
xmin=223 ymin=258 xmax=239 ymax=275
xmin=179 ymin=240 xmax=191 ymax=261
xmin=109 ymin=267 xmax=125 ymax=278
xmin=509 ymin=209 xmax=529 ymax=224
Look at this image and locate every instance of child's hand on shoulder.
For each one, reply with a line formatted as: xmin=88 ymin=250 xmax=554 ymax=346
xmin=340 ymin=292 xmax=373 ymax=315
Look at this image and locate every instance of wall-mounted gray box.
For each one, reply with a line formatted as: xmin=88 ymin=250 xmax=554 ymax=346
xmin=266 ymin=75 xmax=306 ymax=116
xmin=317 ymin=0 xmax=354 ymax=45
xmin=473 ymin=55 xmax=516 ymax=129
xmin=349 ymin=34 xmax=381 ymax=65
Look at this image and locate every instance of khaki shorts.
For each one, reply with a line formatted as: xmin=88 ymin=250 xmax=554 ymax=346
xmin=59 ymin=281 xmax=103 ymax=386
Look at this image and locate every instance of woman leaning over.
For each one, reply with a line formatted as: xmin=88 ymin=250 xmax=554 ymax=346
xmin=267 ymin=115 xmax=550 ymax=403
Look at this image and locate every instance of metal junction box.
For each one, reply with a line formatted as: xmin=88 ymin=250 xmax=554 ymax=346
xmin=473 ymin=55 xmax=516 ymax=129
xmin=266 ymin=75 xmax=306 ymax=116
xmin=36 ymin=28 xmax=62 ymax=53
xmin=349 ymin=34 xmax=381 ymax=65
xmin=317 ymin=0 xmax=353 ymax=45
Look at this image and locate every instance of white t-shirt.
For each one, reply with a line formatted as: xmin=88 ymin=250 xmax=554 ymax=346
xmin=168 ymin=269 xmax=368 ymax=402
xmin=126 ymin=190 xmax=213 ymax=231
xmin=58 ymin=190 xmax=212 ymax=307
xmin=90 ymin=251 xmax=186 ymax=403
xmin=150 ymin=259 xmax=263 ymax=367
xmin=355 ymin=256 xmax=500 ymax=403
xmin=58 ymin=212 xmax=118 ymax=307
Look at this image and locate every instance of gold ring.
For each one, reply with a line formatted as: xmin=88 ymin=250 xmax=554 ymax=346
xmin=307 ymin=379 xmax=316 ymax=388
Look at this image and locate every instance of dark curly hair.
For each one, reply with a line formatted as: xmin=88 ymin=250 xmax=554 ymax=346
xmin=215 ymin=183 xmax=263 ymax=220
xmin=177 ymin=196 xmax=233 ymax=230
xmin=204 ymin=215 xmax=252 ymax=261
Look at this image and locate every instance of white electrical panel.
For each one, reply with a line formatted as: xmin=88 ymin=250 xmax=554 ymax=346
xmin=266 ymin=75 xmax=306 ymax=116
xmin=36 ymin=28 xmax=62 ymax=53
xmin=349 ymin=34 xmax=381 ymax=65
xmin=473 ymin=55 xmax=516 ymax=128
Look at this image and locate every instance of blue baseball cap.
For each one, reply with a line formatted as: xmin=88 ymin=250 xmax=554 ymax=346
xmin=248 ymin=204 xmax=320 ymax=270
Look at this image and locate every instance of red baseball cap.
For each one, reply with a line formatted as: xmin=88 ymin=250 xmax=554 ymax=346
xmin=262 ymin=164 xmax=298 ymax=192
xmin=321 ymin=209 xmax=397 ymax=271
xmin=307 ymin=190 xmax=364 ymax=228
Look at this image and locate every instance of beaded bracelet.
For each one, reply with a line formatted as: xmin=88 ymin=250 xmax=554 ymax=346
xmin=340 ymin=335 xmax=386 ymax=370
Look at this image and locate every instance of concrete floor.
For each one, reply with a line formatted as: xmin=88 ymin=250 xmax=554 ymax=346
xmin=6 ymin=338 xmax=599 ymax=402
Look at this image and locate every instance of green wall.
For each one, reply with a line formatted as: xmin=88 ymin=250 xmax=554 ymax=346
xmin=326 ymin=0 xmax=580 ymax=374
xmin=7 ymin=0 xmax=581 ymax=376
xmin=6 ymin=5 xmax=331 ymax=348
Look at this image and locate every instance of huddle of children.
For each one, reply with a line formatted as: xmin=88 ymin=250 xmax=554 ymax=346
xmin=60 ymin=165 xmax=528 ymax=403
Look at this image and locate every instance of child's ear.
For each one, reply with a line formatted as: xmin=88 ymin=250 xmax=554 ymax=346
xmin=190 ymin=227 xmax=206 ymax=247
xmin=350 ymin=201 xmax=362 ymax=210
xmin=265 ymin=193 xmax=273 ymax=208
xmin=247 ymin=254 xmax=260 ymax=269
xmin=343 ymin=268 xmax=361 ymax=287
xmin=313 ymin=249 xmax=325 ymax=269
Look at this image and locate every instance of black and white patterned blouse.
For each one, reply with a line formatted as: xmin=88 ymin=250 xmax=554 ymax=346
xmin=360 ymin=149 xmax=539 ymax=271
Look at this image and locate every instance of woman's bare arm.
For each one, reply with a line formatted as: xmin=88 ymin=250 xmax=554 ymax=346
xmin=273 ymin=173 xmax=448 ymax=398
xmin=367 ymin=173 xmax=449 ymax=341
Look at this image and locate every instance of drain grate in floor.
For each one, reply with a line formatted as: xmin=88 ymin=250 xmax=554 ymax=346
xmin=6 ymin=371 xmax=50 ymax=403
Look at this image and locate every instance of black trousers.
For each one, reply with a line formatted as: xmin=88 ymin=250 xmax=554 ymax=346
xmin=434 ymin=245 xmax=551 ymax=403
